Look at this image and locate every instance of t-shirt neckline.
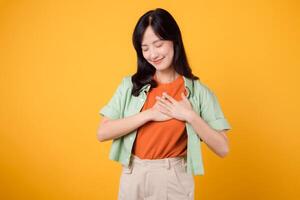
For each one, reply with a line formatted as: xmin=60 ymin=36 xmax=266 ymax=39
xmin=154 ymin=74 xmax=182 ymax=86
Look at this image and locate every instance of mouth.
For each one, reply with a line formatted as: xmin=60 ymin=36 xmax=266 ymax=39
xmin=152 ymin=58 xmax=164 ymax=65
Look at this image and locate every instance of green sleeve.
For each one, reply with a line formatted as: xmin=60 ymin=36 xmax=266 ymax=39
xmin=99 ymin=78 xmax=126 ymax=120
xmin=200 ymin=86 xmax=232 ymax=132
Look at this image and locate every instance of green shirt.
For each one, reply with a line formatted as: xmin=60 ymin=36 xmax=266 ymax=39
xmin=99 ymin=75 xmax=231 ymax=175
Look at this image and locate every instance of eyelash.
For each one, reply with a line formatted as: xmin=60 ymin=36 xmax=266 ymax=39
xmin=142 ymin=44 xmax=163 ymax=51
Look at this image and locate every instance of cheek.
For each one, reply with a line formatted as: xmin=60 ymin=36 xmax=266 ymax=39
xmin=162 ymin=44 xmax=174 ymax=56
xmin=162 ymin=48 xmax=173 ymax=60
xmin=142 ymin=51 xmax=149 ymax=60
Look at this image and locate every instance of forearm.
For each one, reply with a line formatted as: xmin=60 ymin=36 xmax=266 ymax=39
xmin=186 ymin=110 xmax=229 ymax=157
xmin=97 ymin=110 xmax=151 ymax=142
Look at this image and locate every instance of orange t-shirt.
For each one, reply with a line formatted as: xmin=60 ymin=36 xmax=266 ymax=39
xmin=132 ymin=74 xmax=188 ymax=159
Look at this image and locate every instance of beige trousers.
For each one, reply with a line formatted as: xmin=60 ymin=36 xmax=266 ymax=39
xmin=118 ymin=154 xmax=194 ymax=200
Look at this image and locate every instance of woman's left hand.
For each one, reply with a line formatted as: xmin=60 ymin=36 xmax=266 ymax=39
xmin=155 ymin=92 xmax=194 ymax=121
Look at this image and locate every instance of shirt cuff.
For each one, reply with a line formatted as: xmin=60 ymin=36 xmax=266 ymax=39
xmin=207 ymin=118 xmax=232 ymax=131
xmin=99 ymin=106 xmax=120 ymax=120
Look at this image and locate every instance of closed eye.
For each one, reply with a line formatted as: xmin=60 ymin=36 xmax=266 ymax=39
xmin=142 ymin=44 xmax=163 ymax=52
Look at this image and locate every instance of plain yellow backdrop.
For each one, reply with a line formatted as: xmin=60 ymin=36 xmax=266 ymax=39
xmin=1 ymin=0 xmax=299 ymax=199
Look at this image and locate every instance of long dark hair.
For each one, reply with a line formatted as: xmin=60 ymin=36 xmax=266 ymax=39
xmin=131 ymin=8 xmax=199 ymax=96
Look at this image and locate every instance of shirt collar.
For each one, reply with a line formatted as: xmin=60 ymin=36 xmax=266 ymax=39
xmin=139 ymin=75 xmax=194 ymax=98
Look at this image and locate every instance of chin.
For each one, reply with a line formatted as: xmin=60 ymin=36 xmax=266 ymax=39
xmin=154 ymin=65 xmax=167 ymax=70
xmin=153 ymin=63 xmax=172 ymax=71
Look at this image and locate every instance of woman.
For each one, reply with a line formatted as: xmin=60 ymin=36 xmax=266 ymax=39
xmin=97 ymin=8 xmax=231 ymax=200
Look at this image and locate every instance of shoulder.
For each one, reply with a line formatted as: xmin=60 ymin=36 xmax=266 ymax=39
xmin=193 ymin=78 xmax=214 ymax=96
xmin=119 ymin=75 xmax=133 ymax=88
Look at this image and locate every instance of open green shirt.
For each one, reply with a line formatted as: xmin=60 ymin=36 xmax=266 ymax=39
xmin=99 ymin=75 xmax=231 ymax=175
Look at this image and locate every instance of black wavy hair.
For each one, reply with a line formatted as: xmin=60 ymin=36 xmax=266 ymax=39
xmin=131 ymin=8 xmax=199 ymax=96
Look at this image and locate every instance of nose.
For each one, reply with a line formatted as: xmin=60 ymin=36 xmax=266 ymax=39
xmin=149 ymin=48 xmax=159 ymax=61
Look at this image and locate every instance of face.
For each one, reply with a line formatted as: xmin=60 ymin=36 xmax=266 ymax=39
xmin=141 ymin=26 xmax=174 ymax=72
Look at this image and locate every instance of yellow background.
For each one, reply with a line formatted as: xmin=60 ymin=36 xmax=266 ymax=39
xmin=1 ymin=0 xmax=299 ymax=199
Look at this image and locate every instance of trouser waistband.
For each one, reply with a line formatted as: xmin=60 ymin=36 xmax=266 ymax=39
xmin=129 ymin=154 xmax=187 ymax=170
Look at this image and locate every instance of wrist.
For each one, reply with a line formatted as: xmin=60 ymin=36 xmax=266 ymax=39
xmin=142 ymin=109 xmax=153 ymax=122
xmin=185 ymin=109 xmax=198 ymax=123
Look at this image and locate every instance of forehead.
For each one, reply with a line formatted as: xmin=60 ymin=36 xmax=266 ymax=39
xmin=141 ymin=26 xmax=162 ymax=46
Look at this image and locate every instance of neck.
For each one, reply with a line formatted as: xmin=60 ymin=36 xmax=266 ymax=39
xmin=155 ymin=68 xmax=179 ymax=84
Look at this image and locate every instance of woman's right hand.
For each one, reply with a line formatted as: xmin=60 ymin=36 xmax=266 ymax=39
xmin=147 ymin=100 xmax=172 ymax=122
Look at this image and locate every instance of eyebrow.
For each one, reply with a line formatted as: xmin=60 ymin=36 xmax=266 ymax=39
xmin=141 ymin=39 xmax=163 ymax=47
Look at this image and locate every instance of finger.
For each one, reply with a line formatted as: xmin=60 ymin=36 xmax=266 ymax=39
xmin=162 ymin=92 xmax=177 ymax=104
xmin=160 ymin=93 xmax=171 ymax=103
xmin=156 ymin=96 xmax=173 ymax=109
xmin=157 ymin=99 xmax=172 ymax=110
xmin=157 ymin=103 xmax=172 ymax=117
xmin=181 ymin=92 xmax=189 ymax=102
xmin=157 ymin=103 xmax=171 ymax=114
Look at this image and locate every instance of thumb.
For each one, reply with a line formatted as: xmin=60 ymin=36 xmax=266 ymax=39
xmin=181 ymin=92 xmax=188 ymax=100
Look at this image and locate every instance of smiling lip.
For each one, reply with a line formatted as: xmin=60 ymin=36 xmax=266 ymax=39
xmin=153 ymin=58 xmax=164 ymax=64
